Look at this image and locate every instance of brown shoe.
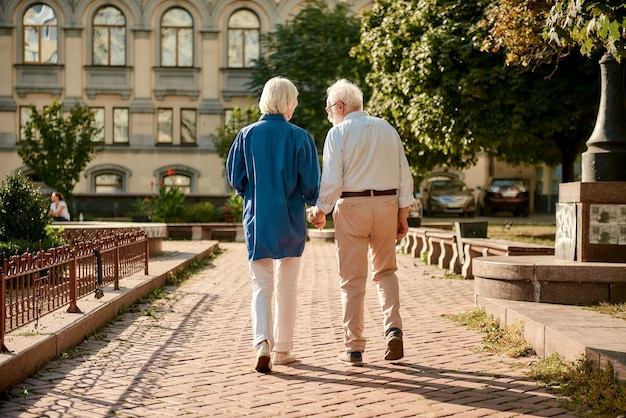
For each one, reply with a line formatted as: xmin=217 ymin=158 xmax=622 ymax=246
xmin=255 ymin=341 xmax=272 ymax=373
xmin=338 ymin=351 xmax=363 ymax=366
xmin=384 ymin=328 xmax=403 ymax=361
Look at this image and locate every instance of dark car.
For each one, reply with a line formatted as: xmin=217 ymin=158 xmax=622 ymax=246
xmin=421 ymin=178 xmax=476 ymax=217
xmin=478 ymin=178 xmax=530 ymax=217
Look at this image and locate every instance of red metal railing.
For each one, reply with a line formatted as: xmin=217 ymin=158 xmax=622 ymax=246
xmin=1 ymin=229 xmax=148 ymax=352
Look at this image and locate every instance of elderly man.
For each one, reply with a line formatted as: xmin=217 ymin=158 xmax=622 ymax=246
xmin=308 ymin=79 xmax=415 ymax=366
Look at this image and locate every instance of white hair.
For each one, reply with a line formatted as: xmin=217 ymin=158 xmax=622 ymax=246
xmin=259 ymin=77 xmax=299 ymax=115
xmin=326 ymin=79 xmax=363 ymax=110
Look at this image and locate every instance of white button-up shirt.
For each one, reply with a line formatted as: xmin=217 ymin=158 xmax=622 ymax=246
xmin=315 ymin=110 xmax=416 ymax=214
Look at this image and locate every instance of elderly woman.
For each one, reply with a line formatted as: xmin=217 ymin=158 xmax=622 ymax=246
xmin=227 ymin=77 xmax=320 ymax=373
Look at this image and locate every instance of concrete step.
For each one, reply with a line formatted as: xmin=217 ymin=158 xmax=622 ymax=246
xmin=478 ymin=296 xmax=626 ymax=383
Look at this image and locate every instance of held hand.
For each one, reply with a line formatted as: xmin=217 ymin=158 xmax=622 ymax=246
xmin=307 ymin=207 xmax=326 ymax=230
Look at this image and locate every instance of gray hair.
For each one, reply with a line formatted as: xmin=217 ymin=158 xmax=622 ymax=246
xmin=259 ymin=77 xmax=299 ymax=115
xmin=326 ymin=79 xmax=363 ymax=110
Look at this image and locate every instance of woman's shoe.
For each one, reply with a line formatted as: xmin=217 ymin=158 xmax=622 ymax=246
xmin=273 ymin=352 xmax=296 ymax=365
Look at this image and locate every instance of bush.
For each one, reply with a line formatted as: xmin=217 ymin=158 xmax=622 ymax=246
xmin=0 ymin=172 xmax=65 ymax=256
xmin=0 ymin=172 xmax=50 ymax=242
xmin=181 ymin=202 xmax=219 ymax=222
xmin=224 ymin=192 xmax=243 ymax=222
xmin=0 ymin=226 xmax=66 ymax=256
xmin=152 ymin=186 xmax=185 ymax=223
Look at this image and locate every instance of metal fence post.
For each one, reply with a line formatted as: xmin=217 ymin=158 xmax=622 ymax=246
xmin=114 ymin=243 xmax=120 ymax=291
xmin=144 ymin=235 xmax=149 ymax=275
xmin=66 ymin=250 xmax=82 ymax=313
xmin=1 ymin=264 xmax=8 ymax=353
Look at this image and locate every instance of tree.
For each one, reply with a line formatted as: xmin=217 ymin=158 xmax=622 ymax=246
xmin=353 ymin=0 xmax=599 ymax=183
xmin=18 ymin=99 xmax=103 ymax=202
xmin=249 ymin=0 xmax=370 ymax=148
xmin=211 ymin=106 xmax=261 ymax=161
xmin=481 ymin=0 xmax=558 ymax=68
xmin=545 ymin=1 xmax=626 ymax=62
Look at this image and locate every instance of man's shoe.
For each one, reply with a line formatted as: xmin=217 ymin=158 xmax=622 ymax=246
xmin=384 ymin=328 xmax=404 ymax=361
xmin=338 ymin=351 xmax=363 ymax=366
xmin=255 ymin=341 xmax=272 ymax=373
xmin=273 ymin=352 xmax=296 ymax=365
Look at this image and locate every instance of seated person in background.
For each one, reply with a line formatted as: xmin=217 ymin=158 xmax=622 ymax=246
xmin=49 ymin=191 xmax=70 ymax=221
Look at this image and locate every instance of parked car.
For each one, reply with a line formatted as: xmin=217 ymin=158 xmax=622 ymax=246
xmin=477 ymin=178 xmax=530 ymax=217
xmin=421 ymin=178 xmax=476 ymax=217
xmin=407 ymin=190 xmax=423 ymax=227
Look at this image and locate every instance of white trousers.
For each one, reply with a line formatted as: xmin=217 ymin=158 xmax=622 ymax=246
xmin=249 ymin=257 xmax=301 ymax=352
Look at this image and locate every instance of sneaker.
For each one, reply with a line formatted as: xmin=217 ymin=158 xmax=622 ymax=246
xmin=255 ymin=341 xmax=272 ymax=373
xmin=384 ymin=328 xmax=404 ymax=361
xmin=337 ymin=351 xmax=363 ymax=366
xmin=273 ymin=352 xmax=296 ymax=365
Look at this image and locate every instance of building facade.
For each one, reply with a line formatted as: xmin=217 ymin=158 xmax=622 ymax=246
xmin=0 ymin=0 xmax=560 ymax=218
xmin=0 ymin=0 xmax=372 ymax=216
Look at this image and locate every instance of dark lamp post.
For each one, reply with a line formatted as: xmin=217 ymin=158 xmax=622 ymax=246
xmin=582 ymin=53 xmax=626 ymax=182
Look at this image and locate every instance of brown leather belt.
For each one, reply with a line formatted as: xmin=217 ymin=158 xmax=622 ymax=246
xmin=340 ymin=189 xmax=397 ymax=198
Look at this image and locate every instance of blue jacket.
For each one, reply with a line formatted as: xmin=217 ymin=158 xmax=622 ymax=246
xmin=227 ymin=114 xmax=320 ymax=261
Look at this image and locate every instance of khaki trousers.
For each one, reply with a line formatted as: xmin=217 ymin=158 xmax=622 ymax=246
xmin=333 ymin=195 xmax=402 ymax=353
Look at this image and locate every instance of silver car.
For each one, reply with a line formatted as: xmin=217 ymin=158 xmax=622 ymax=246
xmin=421 ymin=179 xmax=476 ymax=217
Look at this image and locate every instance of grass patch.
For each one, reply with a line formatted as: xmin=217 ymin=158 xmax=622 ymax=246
xmin=528 ymin=354 xmax=626 ymax=417
xmin=586 ymin=301 xmax=626 ymax=322
xmin=450 ymin=306 xmax=626 ymax=417
xmin=487 ymin=223 xmax=555 ymax=246
xmin=165 ymin=253 xmax=215 ymax=286
xmin=446 ymin=306 xmax=534 ymax=357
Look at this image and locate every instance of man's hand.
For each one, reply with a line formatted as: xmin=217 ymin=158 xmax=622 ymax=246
xmin=307 ymin=206 xmax=326 ymax=230
xmin=396 ymin=207 xmax=409 ymax=240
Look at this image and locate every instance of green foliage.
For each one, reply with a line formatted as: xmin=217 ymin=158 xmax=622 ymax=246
xmin=0 ymin=171 xmax=50 ymax=242
xmin=0 ymin=172 xmax=65 ymax=256
xmin=248 ymin=0 xmax=370 ymax=148
xmin=152 ymin=186 xmax=185 ymax=223
xmin=447 ymin=306 xmax=534 ymax=358
xmin=224 ymin=192 xmax=243 ymax=223
xmin=354 ymin=0 xmax=599 ymax=183
xmin=481 ymin=0 xmax=558 ymax=68
xmin=212 ymin=106 xmax=261 ymax=161
xmin=546 ymin=1 xmax=626 ymax=62
xmin=529 ymin=355 xmax=626 ymax=416
xmin=181 ymin=202 xmax=219 ymax=223
xmin=129 ymin=198 xmax=152 ymax=219
xmin=18 ymin=99 xmax=103 ymax=201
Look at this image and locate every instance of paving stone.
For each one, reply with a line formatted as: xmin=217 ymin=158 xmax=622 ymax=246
xmin=0 ymin=241 xmax=581 ymax=417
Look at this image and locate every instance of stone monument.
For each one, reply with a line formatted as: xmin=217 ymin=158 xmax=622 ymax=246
xmin=557 ymin=53 xmax=626 ymax=262
xmin=473 ymin=53 xmax=626 ymax=305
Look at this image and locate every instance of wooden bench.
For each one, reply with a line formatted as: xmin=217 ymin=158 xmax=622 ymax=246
xmin=426 ymin=230 xmax=457 ymax=269
xmin=461 ymin=238 xmax=554 ymax=279
xmin=407 ymin=227 xmax=453 ymax=261
xmin=167 ymin=223 xmax=243 ymax=242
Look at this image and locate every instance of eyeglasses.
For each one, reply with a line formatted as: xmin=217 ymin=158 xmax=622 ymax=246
xmin=325 ymin=101 xmax=341 ymax=112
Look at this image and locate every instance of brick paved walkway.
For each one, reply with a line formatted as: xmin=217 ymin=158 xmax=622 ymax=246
xmin=0 ymin=241 xmax=574 ymax=417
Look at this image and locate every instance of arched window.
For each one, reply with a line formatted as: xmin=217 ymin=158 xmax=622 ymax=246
xmin=227 ymin=9 xmax=260 ymax=68
xmin=93 ymin=6 xmax=126 ymax=66
xmin=94 ymin=173 xmax=123 ymax=193
xmin=156 ymin=166 xmax=198 ymax=194
xmin=86 ymin=165 xmax=130 ymax=193
xmin=23 ymin=3 xmax=58 ymax=63
xmin=163 ymin=173 xmax=191 ymax=194
xmin=160 ymin=8 xmax=193 ymax=67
